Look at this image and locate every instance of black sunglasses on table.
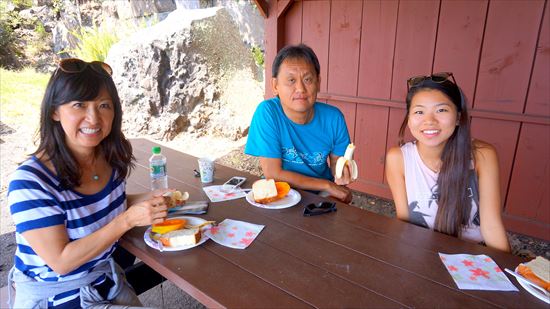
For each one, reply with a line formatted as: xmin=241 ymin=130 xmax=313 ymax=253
xmin=303 ymin=201 xmax=337 ymax=216
xmin=57 ymin=58 xmax=113 ymax=76
xmin=407 ymin=72 xmax=456 ymax=91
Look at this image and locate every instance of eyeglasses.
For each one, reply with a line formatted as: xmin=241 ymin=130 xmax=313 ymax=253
xmin=57 ymin=58 xmax=113 ymax=76
xmin=303 ymin=201 xmax=337 ymax=216
xmin=407 ymin=72 xmax=456 ymax=91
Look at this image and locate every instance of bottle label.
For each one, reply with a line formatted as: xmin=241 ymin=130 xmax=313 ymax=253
xmin=150 ymin=164 xmax=166 ymax=178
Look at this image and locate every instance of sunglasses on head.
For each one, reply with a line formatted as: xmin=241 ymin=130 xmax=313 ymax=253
xmin=407 ymin=72 xmax=456 ymax=91
xmin=57 ymin=58 xmax=113 ymax=76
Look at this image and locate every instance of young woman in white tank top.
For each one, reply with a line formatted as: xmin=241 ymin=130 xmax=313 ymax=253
xmin=385 ymin=72 xmax=510 ymax=252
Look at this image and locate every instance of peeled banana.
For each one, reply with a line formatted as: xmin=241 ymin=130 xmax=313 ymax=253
xmin=335 ymin=143 xmax=358 ymax=180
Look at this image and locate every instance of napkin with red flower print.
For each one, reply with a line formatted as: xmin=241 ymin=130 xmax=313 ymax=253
xmin=439 ymin=253 xmax=518 ymax=291
xmin=203 ymin=219 xmax=264 ymax=249
xmin=203 ymin=185 xmax=247 ymax=202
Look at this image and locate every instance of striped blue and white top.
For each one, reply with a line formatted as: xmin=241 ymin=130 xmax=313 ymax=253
xmin=8 ymin=156 xmax=127 ymax=308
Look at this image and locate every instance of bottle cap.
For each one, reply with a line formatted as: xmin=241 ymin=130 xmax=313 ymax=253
xmin=152 ymin=146 xmax=161 ymax=154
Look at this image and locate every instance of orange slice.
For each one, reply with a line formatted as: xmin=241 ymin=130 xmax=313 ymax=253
xmin=152 ymin=219 xmax=186 ymax=234
xmin=275 ymin=182 xmax=290 ymax=199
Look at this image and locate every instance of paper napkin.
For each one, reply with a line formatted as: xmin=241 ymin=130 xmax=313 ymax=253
xmin=203 ymin=219 xmax=264 ymax=249
xmin=439 ymin=253 xmax=518 ymax=291
xmin=203 ymin=185 xmax=248 ymax=202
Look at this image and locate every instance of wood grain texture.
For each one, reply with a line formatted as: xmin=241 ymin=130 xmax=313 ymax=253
xmin=270 ymin=0 xmax=549 ymax=240
xmin=302 ymin=0 xmax=331 ymax=92
xmin=525 ymin=2 xmax=550 ymax=116
xmin=433 ymin=0 xmax=488 ymax=106
xmin=354 ymin=104 xmax=389 ymax=183
xmin=327 ymin=0 xmax=362 ymax=96
xmin=390 ymin=0 xmax=439 ymax=101
xmin=474 ymin=0 xmax=545 ymax=113
xmin=283 ymin=0 xmax=302 ymax=46
xmin=122 ymin=139 xmax=545 ymax=308
xmin=506 ymin=123 xmax=550 ymax=229
xmin=357 ymin=0 xmax=398 ymax=99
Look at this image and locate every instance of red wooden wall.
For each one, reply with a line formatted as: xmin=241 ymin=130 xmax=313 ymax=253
xmin=262 ymin=0 xmax=550 ymax=241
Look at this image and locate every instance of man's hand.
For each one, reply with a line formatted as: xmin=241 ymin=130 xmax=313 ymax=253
xmin=334 ymin=163 xmax=353 ymax=185
xmin=326 ymin=183 xmax=352 ymax=204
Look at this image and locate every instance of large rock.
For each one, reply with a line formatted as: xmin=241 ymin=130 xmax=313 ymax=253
xmin=107 ymin=7 xmax=261 ymax=141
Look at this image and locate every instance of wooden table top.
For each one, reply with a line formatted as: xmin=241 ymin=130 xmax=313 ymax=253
xmin=121 ymin=138 xmax=546 ymax=308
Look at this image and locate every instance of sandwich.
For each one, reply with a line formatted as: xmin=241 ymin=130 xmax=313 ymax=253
xmin=163 ymin=190 xmax=189 ymax=208
xmin=252 ymin=179 xmax=290 ymax=204
xmin=517 ymin=256 xmax=550 ymax=291
xmin=159 ymin=228 xmax=201 ymax=247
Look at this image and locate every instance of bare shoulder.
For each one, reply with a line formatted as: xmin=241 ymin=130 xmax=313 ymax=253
xmin=473 ymin=139 xmax=498 ymax=164
xmin=386 ymin=146 xmax=404 ymax=172
xmin=386 ymin=146 xmax=403 ymax=159
xmin=386 ymin=146 xmax=403 ymax=164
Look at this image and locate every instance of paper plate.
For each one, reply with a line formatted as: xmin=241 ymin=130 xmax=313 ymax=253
xmin=144 ymin=216 xmax=211 ymax=252
xmin=514 ymin=267 xmax=550 ymax=304
xmin=245 ymin=189 xmax=301 ymax=209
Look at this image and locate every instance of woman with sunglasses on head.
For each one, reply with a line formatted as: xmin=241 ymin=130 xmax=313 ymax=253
xmin=7 ymin=59 xmax=169 ymax=308
xmin=385 ymin=73 xmax=510 ymax=252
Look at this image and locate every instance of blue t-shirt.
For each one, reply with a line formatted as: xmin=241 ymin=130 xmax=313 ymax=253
xmin=8 ymin=156 xmax=126 ymax=308
xmin=245 ymin=97 xmax=350 ymax=180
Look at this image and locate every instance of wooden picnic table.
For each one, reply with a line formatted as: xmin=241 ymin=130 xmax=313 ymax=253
xmin=121 ymin=138 xmax=546 ymax=308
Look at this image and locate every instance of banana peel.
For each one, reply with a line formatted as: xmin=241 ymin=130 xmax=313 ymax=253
xmin=335 ymin=143 xmax=358 ymax=180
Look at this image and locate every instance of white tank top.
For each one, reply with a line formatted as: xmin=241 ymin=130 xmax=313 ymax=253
xmin=401 ymin=142 xmax=483 ymax=243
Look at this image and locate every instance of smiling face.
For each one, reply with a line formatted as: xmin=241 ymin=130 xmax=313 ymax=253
xmin=52 ymin=87 xmax=114 ymax=154
xmin=407 ymin=89 xmax=459 ymax=149
xmin=271 ymin=58 xmax=320 ymax=123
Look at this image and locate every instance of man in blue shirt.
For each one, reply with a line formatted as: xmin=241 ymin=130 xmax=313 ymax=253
xmin=245 ymin=44 xmax=353 ymax=202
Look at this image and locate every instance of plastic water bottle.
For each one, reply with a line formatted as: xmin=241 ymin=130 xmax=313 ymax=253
xmin=150 ymin=146 xmax=168 ymax=190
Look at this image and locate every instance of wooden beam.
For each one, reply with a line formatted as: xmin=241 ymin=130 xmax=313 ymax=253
xmin=278 ymin=0 xmax=294 ymax=19
xmin=252 ymin=0 xmax=268 ymax=18
xmin=264 ymin=0 xmax=279 ymax=99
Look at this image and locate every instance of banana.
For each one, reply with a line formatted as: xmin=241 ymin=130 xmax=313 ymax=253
xmin=335 ymin=143 xmax=358 ymax=180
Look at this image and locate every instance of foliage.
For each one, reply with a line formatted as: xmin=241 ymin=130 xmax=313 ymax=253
xmin=51 ymin=0 xmax=64 ymax=17
xmin=251 ymin=45 xmax=264 ymax=67
xmin=0 ymin=67 xmax=49 ymax=121
xmin=34 ymin=21 xmax=47 ymax=39
xmin=0 ymin=2 xmax=20 ymax=68
xmin=69 ymin=25 xmax=118 ymax=62
xmin=11 ymin=0 xmax=32 ymax=10
xmin=67 ymin=13 xmax=161 ymax=62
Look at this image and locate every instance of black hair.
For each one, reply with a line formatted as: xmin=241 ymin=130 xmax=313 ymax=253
xmin=272 ymin=44 xmax=320 ymax=78
xmin=32 ymin=64 xmax=134 ymax=189
xmin=398 ymin=78 xmax=472 ymax=238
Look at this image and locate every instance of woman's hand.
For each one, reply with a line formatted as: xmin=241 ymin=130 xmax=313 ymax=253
xmin=126 ymin=188 xmax=174 ymax=206
xmin=124 ymin=196 xmax=168 ymax=228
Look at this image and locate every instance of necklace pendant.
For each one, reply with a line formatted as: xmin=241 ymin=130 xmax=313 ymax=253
xmin=92 ymin=175 xmax=99 ymax=181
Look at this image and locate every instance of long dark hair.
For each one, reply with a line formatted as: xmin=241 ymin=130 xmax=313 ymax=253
xmin=398 ymin=78 xmax=472 ymax=237
xmin=32 ymin=64 xmax=134 ymax=189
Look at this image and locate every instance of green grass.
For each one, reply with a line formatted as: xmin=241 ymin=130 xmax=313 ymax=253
xmin=0 ymin=68 xmax=49 ymax=124
xmin=70 ymin=25 xmax=118 ymax=62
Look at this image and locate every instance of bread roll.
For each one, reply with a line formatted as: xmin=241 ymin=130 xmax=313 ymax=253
xmin=518 ymin=256 xmax=550 ymax=291
xmin=252 ymin=179 xmax=278 ymax=204
xmin=159 ymin=228 xmax=201 ymax=247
